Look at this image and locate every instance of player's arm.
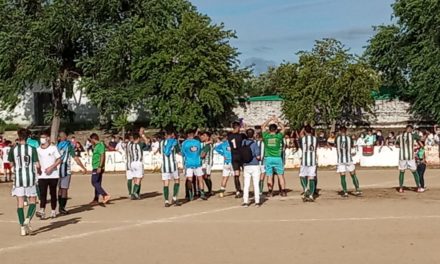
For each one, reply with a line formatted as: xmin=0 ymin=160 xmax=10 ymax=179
xmin=71 ymin=147 xmax=87 ymax=174
xmin=214 ymin=143 xmax=225 ymax=157
xmin=261 ymin=116 xmax=274 ymax=132
xmin=253 ymin=141 xmax=261 ymax=161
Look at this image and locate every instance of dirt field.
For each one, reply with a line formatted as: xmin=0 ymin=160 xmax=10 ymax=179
xmin=1 ymin=168 xmax=439 ymax=264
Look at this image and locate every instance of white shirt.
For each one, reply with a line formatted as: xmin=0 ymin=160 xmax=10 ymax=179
xmin=37 ymin=145 xmax=61 ymax=179
xmin=152 ymin=141 xmax=160 ymax=153
xmin=2 ymin=146 xmax=11 ymax=163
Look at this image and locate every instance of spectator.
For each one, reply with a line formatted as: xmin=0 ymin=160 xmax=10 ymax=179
xmin=71 ymin=136 xmax=77 ymax=147
xmin=364 ymin=129 xmax=375 ymax=146
xmin=115 ymin=136 xmax=125 ymax=153
xmin=85 ymin=139 xmax=93 ymax=155
xmin=416 ymin=141 xmax=427 ymax=190
xmin=108 ymin=135 xmax=118 ymax=151
xmin=317 ymin=131 xmax=327 ymax=148
xmin=386 ymin=132 xmax=396 ymax=146
xmin=74 ymin=141 xmax=85 ymax=157
xmin=356 ymin=133 xmax=366 ymax=148
xmin=327 ymin=132 xmax=336 ymax=148
xmin=376 ymin=130 xmax=385 ymax=146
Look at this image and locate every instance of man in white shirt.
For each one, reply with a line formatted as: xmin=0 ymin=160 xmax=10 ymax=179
xmin=36 ymin=132 xmax=62 ymax=219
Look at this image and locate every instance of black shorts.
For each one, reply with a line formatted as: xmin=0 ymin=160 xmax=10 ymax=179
xmin=231 ymin=154 xmax=243 ymax=172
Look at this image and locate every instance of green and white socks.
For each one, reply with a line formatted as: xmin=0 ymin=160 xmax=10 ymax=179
xmin=127 ymin=179 xmax=133 ymax=195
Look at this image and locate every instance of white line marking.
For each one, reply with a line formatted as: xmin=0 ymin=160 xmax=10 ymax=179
xmin=0 ymin=205 xmax=240 ymax=254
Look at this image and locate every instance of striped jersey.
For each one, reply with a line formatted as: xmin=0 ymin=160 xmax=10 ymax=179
xmin=396 ymin=132 xmax=419 ymax=160
xmin=300 ymin=135 xmax=317 ymax=166
xmin=257 ymin=140 xmax=265 ymax=166
xmin=201 ymin=143 xmax=214 ymax=166
xmin=159 ymin=139 xmax=179 ymax=173
xmin=336 ymin=135 xmax=353 ymax=164
xmin=126 ymin=142 xmax=144 ymax=167
xmin=8 ymin=144 xmax=39 ymax=187
xmin=57 ymin=141 xmax=75 ymax=177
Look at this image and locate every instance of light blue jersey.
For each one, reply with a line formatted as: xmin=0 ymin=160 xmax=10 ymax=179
xmin=181 ymin=138 xmax=202 ymax=168
xmin=215 ymin=141 xmax=232 ymax=164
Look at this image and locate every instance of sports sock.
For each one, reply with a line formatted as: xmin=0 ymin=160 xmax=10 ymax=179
xmin=300 ymin=177 xmax=307 ymax=191
xmin=340 ymin=175 xmax=347 ymax=192
xmin=309 ymin=179 xmax=316 ymax=195
xmin=27 ymin=204 xmax=36 ymax=220
xmin=204 ymin=177 xmax=212 ymax=193
xmin=234 ymin=176 xmax=241 ymax=192
xmin=399 ymin=171 xmax=404 ymax=187
xmin=63 ymin=197 xmax=68 ymax=209
xmin=173 ymin=183 xmax=180 ymax=197
xmin=186 ymin=180 xmax=193 ymax=200
xmin=17 ymin=208 xmax=25 ymax=226
xmin=163 ymin=186 xmax=169 ymax=201
xmin=412 ymin=171 xmax=421 ymax=188
xmin=132 ymin=184 xmax=140 ymax=196
xmin=127 ymin=179 xmax=132 ymax=195
xmin=351 ymin=174 xmax=360 ymax=190
xmin=259 ymin=180 xmax=264 ymax=193
xmin=137 ymin=183 xmax=142 ymax=195
xmin=185 ymin=179 xmax=190 ymax=198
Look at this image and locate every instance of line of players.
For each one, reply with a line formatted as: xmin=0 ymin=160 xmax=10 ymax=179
xmin=123 ymin=117 xmax=424 ymax=208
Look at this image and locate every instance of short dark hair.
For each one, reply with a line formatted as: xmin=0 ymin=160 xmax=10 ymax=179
xmin=406 ymin=125 xmax=414 ymax=129
xmin=40 ymin=131 xmax=50 ymax=137
xmin=339 ymin=126 xmax=347 ymax=133
xmin=201 ymin=131 xmax=212 ymax=137
xmin=17 ymin=128 xmax=29 ymax=141
xmin=246 ymin=129 xmax=255 ymax=139
xmin=304 ymin=125 xmax=313 ymax=134
xmin=232 ymin=121 xmax=241 ymax=129
xmin=133 ymin=134 xmax=140 ymax=140
xmin=59 ymin=131 xmax=68 ymax=136
xmin=90 ymin=133 xmax=99 ymax=140
xmin=269 ymin=124 xmax=278 ymax=132
xmin=186 ymin=129 xmax=196 ymax=135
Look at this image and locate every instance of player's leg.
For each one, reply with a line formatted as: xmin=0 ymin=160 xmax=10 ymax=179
xmin=196 ymin=168 xmax=207 ymax=200
xmin=16 ymin=195 xmax=26 ymax=236
xmin=219 ymin=165 xmax=230 ymax=198
xmin=185 ymin=170 xmax=194 ymax=201
xmin=307 ymin=174 xmax=316 ymax=201
xmin=25 ymin=195 xmax=37 ymax=234
xmin=242 ymin=166 xmax=251 ymax=206
xmin=340 ymin=173 xmax=348 ymax=197
xmin=349 ymin=167 xmax=362 ymax=195
xmin=37 ymin=179 xmax=48 ymax=219
xmin=252 ymin=166 xmax=261 ymax=206
xmin=275 ymin=158 xmax=286 ymax=196
xmin=398 ymin=161 xmax=405 ymax=193
xmin=48 ymin=179 xmax=58 ymax=218
xmin=409 ymin=160 xmax=423 ymax=192
xmin=172 ymin=172 xmax=181 ymax=206
xmin=126 ymin=169 xmax=133 ymax=196
xmin=259 ymin=166 xmax=265 ymax=196
xmin=163 ymin=178 xmax=170 ymax=207
xmin=417 ymin=162 xmax=426 ymax=189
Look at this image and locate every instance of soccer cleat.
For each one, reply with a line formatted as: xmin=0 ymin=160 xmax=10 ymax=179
xmin=398 ymin=188 xmax=404 ymax=193
xmin=417 ymin=188 xmax=425 ymax=193
xmin=23 ymin=218 xmax=32 ymax=235
xmin=59 ymin=209 xmax=69 ymax=215
xmin=241 ymin=203 xmax=249 ymax=208
xmin=20 ymin=226 xmax=27 ymax=236
xmin=164 ymin=201 xmax=171 ymax=208
xmin=172 ymin=198 xmax=181 ymax=207
xmin=235 ymin=191 xmax=242 ymax=199
xmin=342 ymin=192 xmax=349 ymax=198
xmin=37 ymin=210 xmax=45 ymax=220
xmin=308 ymin=195 xmax=315 ymax=202
xmin=267 ymin=191 xmax=273 ymax=198
xmin=281 ymin=190 xmax=287 ymax=197
xmin=354 ymin=190 xmax=363 ymax=196
xmin=50 ymin=211 xmax=57 ymax=219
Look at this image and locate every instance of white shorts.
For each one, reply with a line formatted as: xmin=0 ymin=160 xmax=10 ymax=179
xmin=259 ymin=165 xmax=266 ymax=174
xmin=222 ymin=164 xmax=233 ymax=177
xmin=399 ymin=160 xmax=417 ymax=171
xmin=126 ymin=168 xmax=133 ymax=180
xmin=337 ymin=163 xmax=356 ymax=174
xmin=59 ymin=175 xmax=72 ymax=189
xmin=244 ymin=165 xmax=261 ymax=178
xmin=11 ymin=186 xmax=37 ymax=197
xmin=130 ymin=161 xmax=144 ymax=178
xmin=162 ymin=170 xmax=179 ymax=181
xmin=299 ymin=166 xmax=317 ymax=178
xmin=185 ymin=167 xmax=204 ymax=177
xmin=202 ymin=164 xmax=212 ymax=175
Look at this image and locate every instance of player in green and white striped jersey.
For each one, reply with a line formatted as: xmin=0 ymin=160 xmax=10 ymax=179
xmin=299 ymin=125 xmax=317 ymax=202
xmin=256 ymin=133 xmax=266 ymax=196
xmin=126 ymin=133 xmax=145 ymax=200
xmin=336 ymin=126 xmax=361 ymax=197
xmin=200 ymin=132 xmax=214 ymax=196
xmin=159 ymin=131 xmax=181 ymax=207
xmin=395 ymin=125 xmax=424 ymax=193
xmin=8 ymin=129 xmax=40 ymax=236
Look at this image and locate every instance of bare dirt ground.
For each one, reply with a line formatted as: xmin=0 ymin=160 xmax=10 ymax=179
xmin=1 ymin=168 xmax=439 ymax=264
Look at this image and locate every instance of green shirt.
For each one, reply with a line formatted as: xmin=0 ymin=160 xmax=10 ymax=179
xmin=263 ymin=132 xmax=284 ymax=157
xmin=92 ymin=142 xmax=105 ymax=169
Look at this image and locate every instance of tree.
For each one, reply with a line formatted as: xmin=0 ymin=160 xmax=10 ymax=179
xmin=81 ymin=0 xmax=247 ymax=131
xmin=279 ymin=39 xmax=381 ymax=129
xmin=365 ymin=0 xmax=440 ymax=122
xmin=241 ymin=68 xmax=281 ymax=97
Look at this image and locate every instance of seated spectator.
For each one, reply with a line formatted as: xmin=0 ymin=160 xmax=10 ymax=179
xmin=85 ymin=139 xmax=93 ymax=155
xmin=356 ymin=133 xmax=366 ymax=148
xmin=376 ymin=130 xmax=385 ymax=146
xmin=364 ymin=129 xmax=375 ymax=146
xmin=115 ymin=136 xmax=125 ymax=153
xmin=386 ymin=132 xmax=396 ymax=146
xmin=107 ymin=135 xmax=118 ymax=151
xmin=327 ymin=132 xmax=336 ymax=148
xmin=74 ymin=141 xmax=85 ymax=157
xmin=317 ymin=131 xmax=328 ymax=148
xmin=426 ymin=132 xmax=435 ymax=146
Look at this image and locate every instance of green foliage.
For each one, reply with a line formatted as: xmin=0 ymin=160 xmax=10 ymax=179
xmin=242 ymin=68 xmax=281 ymax=97
xmin=365 ymin=0 xmax=440 ymax=122
xmin=279 ymin=39 xmax=380 ymax=129
xmin=112 ymin=113 xmax=129 ymax=133
xmin=0 ymin=118 xmax=21 ymax=133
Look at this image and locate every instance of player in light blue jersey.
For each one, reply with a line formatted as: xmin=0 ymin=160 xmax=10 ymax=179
xmin=181 ymin=130 xmax=206 ymax=201
xmin=215 ymin=132 xmax=233 ymax=198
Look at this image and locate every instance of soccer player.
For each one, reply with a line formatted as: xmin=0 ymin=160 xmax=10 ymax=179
xmin=57 ymin=131 xmax=87 ymax=215
xmin=125 ymin=134 xmax=134 ymax=197
xmin=2 ymin=140 xmax=12 ymax=182
xmin=181 ymin=130 xmax=206 ymax=201
xmin=242 ymin=129 xmax=261 ymax=207
xmin=215 ymin=133 xmax=233 ymax=198
xmin=395 ymin=125 xmax=424 ymax=193
xmin=336 ymin=126 xmax=362 ymax=197
xmin=299 ymin=125 xmax=318 ymax=202
xmin=261 ymin=116 xmax=287 ymax=197
xmin=200 ymin=131 xmax=214 ymax=196
xmin=126 ymin=133 xmax=144 ymax=200
xmin=160 ymin=131 xmax=181 ymax=207
xmin=256 ymin=133 xmax=265 ymax=196
xmin=89 ymin=133 xmax=111 ymax=205
xmin=9 ymin=129 xmax=40 ymax=236
xmin=36 ymin=132 xmax=61 ymax=219
xmin=227 ymin=121 xmax=246 ymax=198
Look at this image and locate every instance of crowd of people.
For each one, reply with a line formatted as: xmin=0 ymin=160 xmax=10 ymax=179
xmin=0 ymin=117 xmax=433 ymax=236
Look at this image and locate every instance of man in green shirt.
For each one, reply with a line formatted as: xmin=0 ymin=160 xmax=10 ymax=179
xmin=261 ymin=116 xmax=287 ymax=197
xmin=89 ymin=133 xmax=111 ymax=205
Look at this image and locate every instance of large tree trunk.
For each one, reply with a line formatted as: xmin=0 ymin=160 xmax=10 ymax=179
xmin=50 ymin=78 xmax=63 ymax=144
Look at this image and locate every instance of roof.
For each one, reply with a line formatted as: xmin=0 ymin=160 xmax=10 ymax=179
xmin=246 ymin=95 xmax=283 ymax=102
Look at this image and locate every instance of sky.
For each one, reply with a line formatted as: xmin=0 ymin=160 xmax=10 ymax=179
xmin=190 ymin=0 xmax=395 ymax=74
